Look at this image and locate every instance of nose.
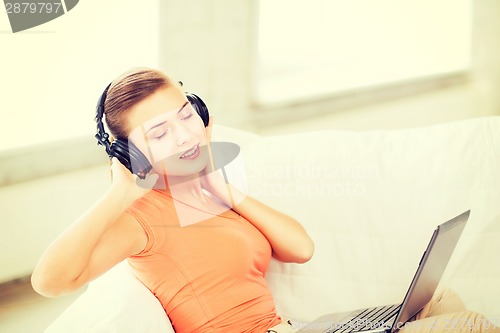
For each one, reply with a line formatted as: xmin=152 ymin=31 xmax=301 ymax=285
xmin=175 ymin=122 xmax=193 ymax=146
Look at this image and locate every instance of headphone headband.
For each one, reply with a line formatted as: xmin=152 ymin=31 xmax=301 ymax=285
xmin=95 ymin=82 xmax=113 ymax=156
xmin=95 ymin=82 xmax=111 ymax=121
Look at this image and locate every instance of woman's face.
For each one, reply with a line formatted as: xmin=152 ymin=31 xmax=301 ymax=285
xmin=126 ymin=85 xmax=209 ymax=178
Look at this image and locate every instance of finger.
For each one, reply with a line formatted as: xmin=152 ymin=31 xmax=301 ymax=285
xmin=111 ymin=157 xmax=123 ymax=168
xmin=208 ymin=116 xmax=214 ymax=130
xmin=206 ymin=116 xmax=213 ymax=139
xmin=110 ymin=157 xmax=120 ymax=172
xmin=112 ymin=157 xmax=132 ymax=173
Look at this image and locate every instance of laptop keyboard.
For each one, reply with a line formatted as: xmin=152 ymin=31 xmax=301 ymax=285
xmin=324 ymin=303 xmax=401 ymax=333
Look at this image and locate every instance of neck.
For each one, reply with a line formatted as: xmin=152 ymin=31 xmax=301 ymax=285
xmin=155 ymin=172 xmax=208 ymax=204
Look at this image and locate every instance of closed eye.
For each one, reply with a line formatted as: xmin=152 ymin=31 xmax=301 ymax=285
xmin=154 ymin=130 xmax=168 ymax=140
xmin=151 ymin=113 xmax=193 ymax=140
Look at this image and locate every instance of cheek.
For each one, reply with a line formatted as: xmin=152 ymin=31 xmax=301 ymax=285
xmin=148 ymin=141 xmax=177 ymax=163
xmin=128 ymin=132 xmax=174 ymax=165
xmin=187 ymin=119 xmax=208 ymax=143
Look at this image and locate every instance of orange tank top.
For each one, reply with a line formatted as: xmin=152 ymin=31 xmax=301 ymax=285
xmin=126 ymin=189 xmax=282 ymax=333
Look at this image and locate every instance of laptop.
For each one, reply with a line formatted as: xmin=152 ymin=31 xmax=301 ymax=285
xmin=296 ymin=210 xmax=470 ymax=333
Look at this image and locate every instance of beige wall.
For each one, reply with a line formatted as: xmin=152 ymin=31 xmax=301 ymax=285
xmin=159 ymin=0 xmax=500 ymax=135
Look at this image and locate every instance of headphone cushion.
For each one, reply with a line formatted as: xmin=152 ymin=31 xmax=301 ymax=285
xmin=187 ymin=93 xmax=209 ymax=127
xmin=110 ymin=139 xmax=152 ymax=179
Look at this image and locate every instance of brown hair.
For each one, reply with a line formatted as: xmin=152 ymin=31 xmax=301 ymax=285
xmin=104 ymin=67 xmax=174 ymax=138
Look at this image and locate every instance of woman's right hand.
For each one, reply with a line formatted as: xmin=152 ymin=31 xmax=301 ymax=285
xmin=109 ymin=157 xmax=159 ymax=209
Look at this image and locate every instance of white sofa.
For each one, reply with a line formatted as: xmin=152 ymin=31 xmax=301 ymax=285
xmin=46 ymin=117 xmax=500 ymax=332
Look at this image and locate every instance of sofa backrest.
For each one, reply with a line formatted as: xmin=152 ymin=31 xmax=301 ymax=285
xmin=217 ymin=117 xmax=500 ymax=323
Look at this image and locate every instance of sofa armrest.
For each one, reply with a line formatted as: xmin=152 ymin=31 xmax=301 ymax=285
xmin=45 ymin=261 xmax=174 ymax=333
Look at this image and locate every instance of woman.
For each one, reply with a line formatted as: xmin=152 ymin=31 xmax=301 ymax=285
xmin=32 ymin=67 xmax=497 ymax=333
xmin=31 ymin=67 xmax=314 ymax=332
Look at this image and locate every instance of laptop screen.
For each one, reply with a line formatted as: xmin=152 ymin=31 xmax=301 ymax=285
xmin=391 ymin=210 xmax=469 ymax=332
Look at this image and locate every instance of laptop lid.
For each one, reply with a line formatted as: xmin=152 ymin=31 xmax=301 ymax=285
xmin=390 ymin=210 xmax=470 ymax=332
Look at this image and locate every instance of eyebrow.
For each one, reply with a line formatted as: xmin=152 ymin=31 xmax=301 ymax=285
xmin=144 ymin=101 xmax=190 ymax=134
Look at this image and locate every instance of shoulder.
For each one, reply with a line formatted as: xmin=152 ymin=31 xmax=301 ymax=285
xmin=125 ymin=190 xmax=178 ymax=246
xmin=97 ymin=206 xmax=149 ymax=258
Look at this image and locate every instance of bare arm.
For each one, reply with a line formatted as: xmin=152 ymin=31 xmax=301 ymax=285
xmin=31 ymin=158 xmax=157 ymax=297
xmin=234 ymin=191 xmax=314 ymax=263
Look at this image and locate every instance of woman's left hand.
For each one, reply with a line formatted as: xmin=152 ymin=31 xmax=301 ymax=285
xmin=199 ymin=117 xmax=225 ymax=194
xmin=199 ymin=116 xmax=245 ymax=207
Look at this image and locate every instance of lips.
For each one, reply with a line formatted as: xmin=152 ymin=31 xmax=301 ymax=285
xmin=179 ymin=143 xmax=200 ymax=160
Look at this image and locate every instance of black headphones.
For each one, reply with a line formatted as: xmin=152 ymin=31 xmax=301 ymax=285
xmin=95 ymin=81 xmax=210 ymax=179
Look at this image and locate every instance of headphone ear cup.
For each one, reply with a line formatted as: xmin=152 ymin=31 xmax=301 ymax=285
xmin=186 ymin=93 xmax=209 ymax=127
xmin=109 ymin=139 xmax=132 ymax=171
xmin=110 ymin=139 xmax=152 ymax=179
xmin=128 ymin=141 xmax=153 ymax=179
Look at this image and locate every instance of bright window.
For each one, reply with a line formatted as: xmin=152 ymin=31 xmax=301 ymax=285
xmin=255 ymin=0 xmax=473 ymax=105
xmin=0 ymin=0 xmax=159 ymax=152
